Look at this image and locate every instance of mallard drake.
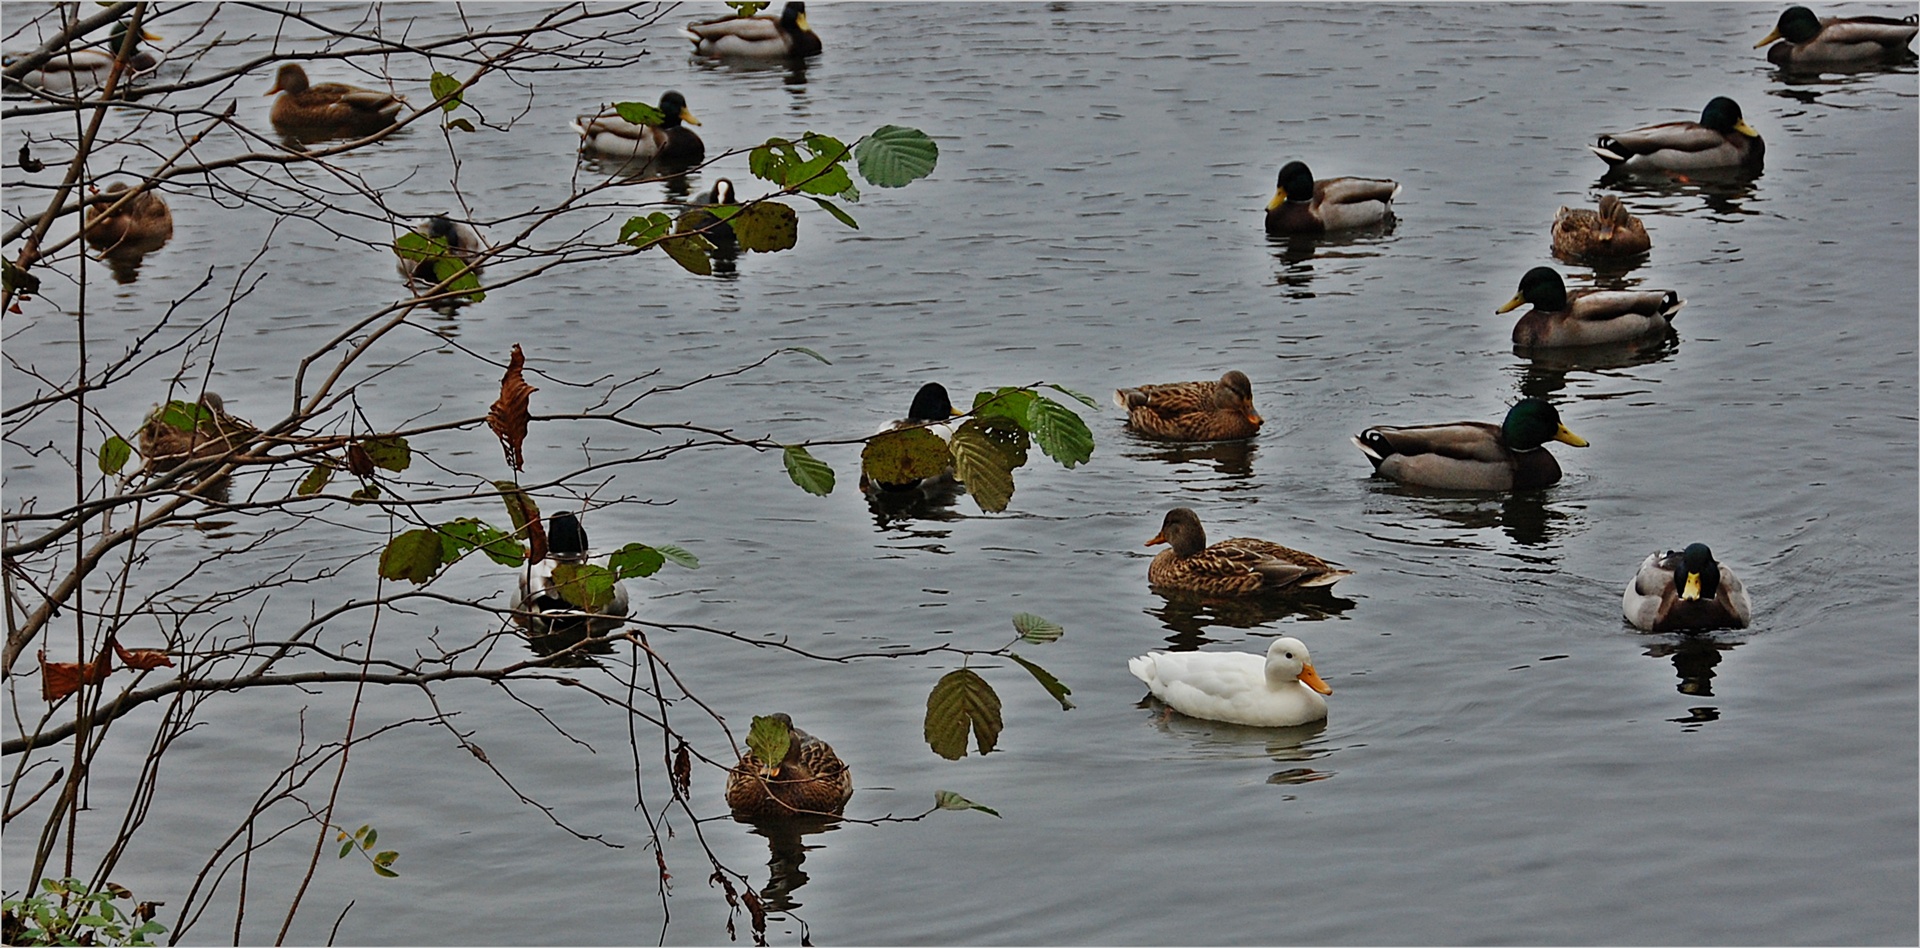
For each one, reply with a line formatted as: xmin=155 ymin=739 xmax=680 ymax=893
xmin=4 ymin=20 xmax=162 ymax=96
xmin=1623 ymin=543 xmax=1753 ymax=632
xmin=1756 ymin=6 xmax=1918 ymax=65
xmin=137 ymin=392 xmax=256 ymax=473
xmin=1353 ymin=397 xmax=1588 ymax=491
xmin=685 ymin=2 xmax=823 ymax=59
xmin=1114 ymin=371 xmax=1263 ymax=442
xmin=395 ymin=215 xmax=487 ymax=287
xmin=1498 ymin=266 xmax=1683 ymax=349
xmin=1551 ymin=195 xmax=1651 ymax=259
xmin=514 ymin=512 xmax=631 ymax=635
xmin=265 ymin=63 xmax=405 ymax=138
xmin=1128 ymin=636 xmax=1332 ymax=728
xmin=1145 ymin=507 xmax=1351 ymax=596
xmin=725 ymin=713 xmax=853 ymax=819
xmin=84 ymin=183 xmax=173 ymax=257
xmin=675 ymin=178 xmax=738 ymax=253
xmin=1264 ymin=160 xmax=1400 ymax=235
xmin=859 ymin=382 xmax=963 ymax=493
xmin=571 ymin=90 xmax=704 ymax=164
xmin=1590 ymin=97 xmax=1764 ymax=172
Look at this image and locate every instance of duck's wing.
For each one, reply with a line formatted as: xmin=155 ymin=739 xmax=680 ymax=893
xmin=1621 ymin=551 xmax=1675 ymax=630
xmin=686 ymin=13 xmax=783 ymax=42
xmin=1356 ymin=420 xmax=1509 ymax=464
xmin=1219 ymin=538 xmax=1351 ymax=588
xmin=1595 ymin=121 xmax=1727 ymax=158
xmin=1313 ymin=176 xmax=1400 ymax=206
xmin=1822 ymin=15 xmax=1920 ymax=48
xmin=574 ymin=111 xmax=660 ymax=141
xmin=1115 ymin=380 xmax=1212 ymax=414
xmin=1715 ymin=565 xmax=1753 ymax=628
xmin=1129 ymin=650 xmax=1264 ymax=701
xmin=1567 ymin=289 xmax=1684 ymax=323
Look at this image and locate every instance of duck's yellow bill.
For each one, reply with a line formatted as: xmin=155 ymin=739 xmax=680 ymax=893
xmin=1681 ymin=571 xmax=1703 ymax=601
xmin=796 ymin=12 xmax=811 ymax=31
xmin=1496 ymin=293 xmax=1527 ymax=315
xmin=1733 ymin=119 xmax=1759 ymax=137
xmin=1554 ymin=424 xmax=1588 ymax=448
xmin=1266 ymin=188 xmax=1287 ymax=212
xmin=681 ymin=109 xmax=702 ymax=127
xmin=1299 ymin=663 xmax=1333 ymax=696
xmin=1754 ymin=28 xmax=1783 ymax=48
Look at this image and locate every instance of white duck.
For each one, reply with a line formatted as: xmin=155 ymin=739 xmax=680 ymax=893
xmin=1128 ymin=636 xmax=1332 ymax=727
xmin=515 ymin=511 xmax=630 ymax=635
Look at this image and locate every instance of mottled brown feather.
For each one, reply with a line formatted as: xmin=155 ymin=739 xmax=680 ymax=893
xmin=725 ymin=715 xmax=853 ymax=819
xmin=1114 ymin=371 xmax=1262 ymax=442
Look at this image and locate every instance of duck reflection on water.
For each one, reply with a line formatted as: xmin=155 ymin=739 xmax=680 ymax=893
xmin=864 ymin=475 xmax=966 ymax=530
xmin=733 ymin=815 xmax=842 ymax=913
xmin=1511 ymin=329 xmax=1678 ymax=402
xmin=1361 ymin=481 xmax=1576 ymax=550
xmin=1147 ymin=587 xmax=1354 ymax=651
xmin=1267 ymin=219 xmax=1398 ymax=300
xmin=1641 ymin=633 xmax=1745 ymax=700
xmin=1120 ymin=434 xmax=1257 ymax=479
xmin=1136 ymin=695 xmax=1335 ymax=784
xmin=1597 ymin=164 xmax=1763 ymax=219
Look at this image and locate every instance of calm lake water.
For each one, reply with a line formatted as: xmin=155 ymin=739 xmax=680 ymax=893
xmin=4 ymin=2 xmax=1916 ymax=944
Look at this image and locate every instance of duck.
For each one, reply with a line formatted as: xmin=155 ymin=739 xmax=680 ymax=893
xmin=571 ymin=90 xmax=704 ymax=164
xmin=1128 ymin=636 xmax=1332 ymax=728
xmin=859 ymin=382 xmax=963 ymax=494
xmin=685 ymin=2 xmax=823 ymax=59
xmin=1623 ymin=543 xmax=1753 ymax=632
xmin=137 ymin=392 xmax=256 ymax=473
xmin=1589 ymin=97 xmax=1764 ymax=172
xmin=265 ymin=63 xmax=406 ymax=138
xmin=675 ymin=178 xmax=738 ymax=253
xmin=514 ymin=512 xmax=631 ymax=636
xmin=4 ymin=19 xmax=162 ymax=96
xmin=84 ymin=183 xmax=173 ymax=257
xmin=1550 ymin=194 xmax=1651 ymax=259
xmin=1264 ymin=160 xmax=1401 ymax=235
xmin=1145 ymin=507 xmax=1351 ymax=596
xmin=1498 ymin=266 xmax=1683 ymax=349
xmin=725 ymin=713 xmax=853 ymax=819
xmin=1114 ymin=370 xmax=1263 ymax=442
xmin=1756 ymin=6 xmax=1918 ymax=65
xmin=395 ymin=215 xmax=488 ymax=287
xmin=1353 ymin=397 xmax=1588 ymax=491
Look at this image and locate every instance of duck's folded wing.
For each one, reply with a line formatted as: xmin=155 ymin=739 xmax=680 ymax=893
xmin=1604 ymin=122 xmax=1727 ymax=156
xmin=688 ymin=15 xmax=782 ymax=41
xmin=1824 ymin=16 xmax=1919 ymax=46
xmin=1315 ymin=176 xmax=1400 ymax=205
xmin=1372 ymin=421 xmax=1511 ymax=463
xmin=1569 ymin=290 xmax=1680 ymax=321
xmin=578 ymin=113 xmax=655 ymax=138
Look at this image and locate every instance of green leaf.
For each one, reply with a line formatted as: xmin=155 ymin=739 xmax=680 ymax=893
xmin=746 ymin=714 xmax=792 ymax=768
xmin=1009 ymin=652 xmax=1075 ymax=710
xmin=156 ymin=399 xmax=211 ymax=434
xmin=363 ymin=827 xmax=379 ymax=848
xmin=861 ymin=426 xmax=950 ymax=487
xmin=653 ymin=543 xmax=700 ymax=569
xmin=372 ymin=865 xmax=399 ymax=878
xmin=608 ymin=542 xmax=665 ymax=579
xmin=613 ymin=101 xmax=665 ymax=126
xmin=948 ymin=421 xmax=1015 ymax=513
xmin=446 ymin=117 xmax=476 ymax=133
xmin=788 ymin=152 xmax=855 ymax=198
xmin=378 ymin=529 xmax=445 ymax=585
xmin=749 ymin=138 xmax=792 ymax=185
xmin=98 ymin=435 xmax=131 ymax=475
xmin=725 ymin=0 xmax=770 ymax=15
xmin=374 ymin=850 xmax=397 ymax=866
xmin=550 ymin=562 xmax=618 ymax=611
xmin=782 ymin=346 xmax=831 ymax=364
xmin=970 ymin=387 xmax=1035 ymax=426
xmin=619 ymin=212 xmax=672 ymax=247
xmin=807 ymin=196 xmax=860 ymax=230
xmin=297 ymin=463 xmax=333 ymax=496
xmin=933 ymin=790 xmax=1001 ymax=817
xmin=660 ymin=233 xmax=714 ymax=276
xmin=1011 ymin=613 xmax=1063 ymax=644
xmin=923 ymin=668 xmax=1002 ymax=760
xmin=338 ymin=841 xmax=354 ymax=859
xmin=495 ymin=482 xmax=540 ymax=534
xmin=782 ymin=444 xmax=835 ymax=496
xmin=731 ymin=201 xmax=799 ymax=253
xmin=430 ymin=71 xmax=461 ymax=112
xmin=3 ymin=258 xmax=41 ymax=296
xmin=360 ymin=436 xmax=410 ymax=472
xmin=853 ymin=125 xmax=939 ymax=188
xmin=436 ymin=518 xmax=525 ymax=567
xmin=1026 ymin=395 xmax=1094 ymax=469
xmin=350 ymin=484 xmax=382 ymax=503
xmin=431 ymin=256 xmax=484 ymax=302
xmin=1045 ymin=383 xmax=1101 ymax=410
xmin=394 ymin=230 xmax=436 ymax=263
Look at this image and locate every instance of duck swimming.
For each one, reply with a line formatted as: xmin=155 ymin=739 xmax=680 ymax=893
xmin=84 ymin=183 xmax=173 ymax=258
xmin=265 ymin=63 xmax=405 ymax=138
xmin=396 ymin=215 xmax=488 ymax=289
xmin=1589 ymin=97 xmax=1764 ymax=172
xmin=1550 ymin=195 xmax=1651 ymax=260
xmin=1129 ymin=636 xmax=1332 ymax=728
xmin=1498 ymin=266 xmax=1683 ymax=349
xmin=725 ymin=713 xmax=853 ymax=819
xmin=1144 ymin=507 xmax=1351 ymax=596
xmin=514 ymin=512 xmax=630 ymax=635
xmin=4 ymin=19 xmax=162 ymax=96
xmin=859 ymin=382 xmax=963 ymax=494
xmin=1623 ymin=543 xmax=1753 ymax=633
xmin=1264 ymin=160 xmax=1400 ymax=235
xmin=1756 ymin=6 xmax=1918 ymax=65
xmin=572 ymin=90 xmax=704 ymax=165
xmin=1114 ymin=371 xmax=1263 ymax=442
xmin=686 ymin=2 xmax=822 ymax=59
xmin=1353 ymin=398 xmax=1588 ymax=491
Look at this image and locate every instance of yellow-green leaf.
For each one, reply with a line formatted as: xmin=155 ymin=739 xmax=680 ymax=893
xmin=360 ymin=436 xmax=410 ymax=472
xmin=924 ymin=669 xmax=1002 ymax=760
xmin=934 ymin=789 xmax=1001 ymax=817
xmin=378 ymin=529 xmax=444 ymax=585
xmin=948 ymin=421 xmax=1015 ymax=513
xmin=861 ymin=426 xmax=950 ymax=487
xmin=495 ymin=482 xmax=540 ymax=534
xmin=660 ymin=233 xmax=713 ymax=276
xmin=731 ymin=201 xmax=798 ymax=253
xmin=430 ymin=71 xmax=461 ymax=112
xmin=98 ymin=435 xmax=131 ymax=474
xmin=297 ymin=463 xmax=333 ymax=496
xmin=1009 ymin=651 xmax=1074 ymax=710
xmin=550 ymin=562 xmax=618 ymax=611
xmin=608 ymin=542 xmax=665 ymax=579
xmin=746 ymin=714 xmax=791 ymax=768
xmin=783 ymin=444 xmax=835 ymax=496
xmin=1011 ymin=613 xmax=1063 ymax=644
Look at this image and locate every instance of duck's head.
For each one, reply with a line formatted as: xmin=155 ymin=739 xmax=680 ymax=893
xmin=1699 ymin=96 xmax=1758 ymax=139
xmin=1267 ymin=161 xmax=1316 ymax=211
xmin=906 ymin=382 xmax=961 ymax=422
xmin=265 ymin=63 xmax=309 ymax=96
xmin=108 ymin=20 xmax=162 ymax=57
xmin=753 ymin=712 xmax=810 ymax=779
xmin=708 ymin=178 xmax=737 ymax=205
xmin=547 ymin=511 xmax=591 ymax=563
xmin=782 ymin=2 xmax=812 ymax=34
xmin=658 ymin=90 xmax=700 ymax=128
xmin=1496 ymin=266 xmax=1569 ymax=314
xmin=1145 ymin=507 xmax=1209 ymax=558
xmin=1756 ymin=6 xmax=1822 ymax=47
xmin=1215 ymin=371 xmax=1263 ymax=426
xmin=1675 ymin=543 xmax=1722 ymax=601
xmin=423 ymin=214 xmax=457 ymax=242
xmin=1503 ymin=398 xmax=1588 ymax=451
xmin=1596 ymin=194 xmax=1629 ymax=239
xmin=1265 ymin=636 xmax=1332 ymax=695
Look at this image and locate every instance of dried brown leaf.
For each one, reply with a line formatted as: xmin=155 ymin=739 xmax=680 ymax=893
xmin=487 ymin=345 xmax=538 ymax=471
xmin=112 ymin=639 xmax=174 ymax=670
xmin=39 ymin=647 xmax=113 ymax=702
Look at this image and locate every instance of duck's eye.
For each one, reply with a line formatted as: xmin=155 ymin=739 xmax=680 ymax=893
xmin=1284 ymin=652 xmax=1294 ymax=659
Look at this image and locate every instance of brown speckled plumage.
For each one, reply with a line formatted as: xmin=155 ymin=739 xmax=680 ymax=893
xmin=1114 ymin=371 xmax=1263 ymax=442
xmin=84 ymin=183 xmax=172 ymax=256
xmin=266 ymin=63 xmax=404 ymax=137
xmin=137 ymin=393 xmax=256 ymax=473
xmin=1144 ymin=508 xmax=1351 ymax=596
xmin=725 ymin=714 xmax=853 ymax=819
xmin=1551 ymin=195 xmax=1650 ymax=259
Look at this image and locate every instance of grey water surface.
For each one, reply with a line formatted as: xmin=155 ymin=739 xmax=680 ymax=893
xmin=3 ymin=2 xmax=1915 ymax=945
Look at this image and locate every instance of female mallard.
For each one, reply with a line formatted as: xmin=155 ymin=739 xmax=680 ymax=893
xmin=1128 ymin=636 xmax=1332 ymax=728
xmin=859 ymin=382 xmax=963 ymax=494
xmin=1264 ymin=160 xmax=1401 ymax=235
xmin=725 ymin=713 xmax=853 ymax=819
xmin=571 ymin=90 xmax=704 ymax=164
xmin=1550 ymin=195 xmax=1651 ymax=259
xmin=1353 ymin=397 xmax=1588 ymax=491
xmin=685 ymin=2 xmax=822 ymax=59
xmin=137 ymin=392 xmax=256 ymax=473
xmin=515 ymin=512 xmax=631 ymax=635
xmin=1114 ymin=370 xmax=1263 ymax=442
xmin=395 ymin=215 xmax=488 ymax=288
xmin=1145 ymin=507 xmax=1352 ymax=596
xmin=1623 ymin=543 xmax=1753 ymax=632
xmin=84 ymin=183 xmax=173 ymax=257
xmin=675 ymin=178 xmax=738 ymax=253
xmin=1756 ymin=6 xmax=1918 ymax=65
xmin=265 ymin=63 xmax=405 ymax=137
xmin=4 ymin=19 xmax=162 ymax=96
xmin=1589 ymin=97 xmax=1764 ymax=172
xmin=1498 ymin=266 xmax=1683 ymax=349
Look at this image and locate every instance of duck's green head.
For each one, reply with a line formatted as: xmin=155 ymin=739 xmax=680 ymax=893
xmin=1756 ymin=6 xmax=1821 ymax=47
xmin=1496 ymin=266 xmax=1568 ymax=314
xmin=1503 ymin=398 xmax=1588 ymax=451
xmin=109 ymin=20 xmax=161 ymax=55
xmin=547 ymin=511 xmax=591 ymax=563
xmin=1677 ymin=543 xmax=1721 ymax=600
xmin=783 ymin=2 xmax=811 ymax=34
xmin=1268 ymin=161 xmax=1316 ymax=211
xmin=1700 ymin=96 xmax=1758 ymax=139
xmin=658 ymin=90 xmax=699 ymax=128
xmin=907 ymin=382 xmax=960 ymax=422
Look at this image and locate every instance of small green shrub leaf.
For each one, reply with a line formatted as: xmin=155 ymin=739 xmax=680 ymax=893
xmin=854 ymin=125 xmax=939 ymax=188
xmin=948 ymin=421 xmax=1015 ymax=513
xmin=372 ymin=864 xmax=399 ymax=878
xmin=297 ymin=463 xmax=334 ymax=496
xmin=447 ymin=117 xmax=476 ymax=133
xmin=660 ymin=233 xmax=714 ymax=275
xmin=360 ymin=436 xmax=410 ymax=472
xmin=338 ymin=841 xmax=354 ymax=859
xmin=1009 ymin=652 xmax=1075 ymax=710
xmin=436 ymin=518 xmax=525 ymax=567
xmin=807 ymin=196 xmax=860 ymax=230
xmin=861 ymin=426 xmax=950 ymax=487
xmin=1011 ymin=613 xmax=1063 ymax=644
xmin=924 ymin=669 xmax=1002 ymax=760
xmin=783 ymin=444 xmax=835 ymax=496
xmin=379 ymin=529 xmax=445 ymax=585
xmin=394 ymin=230 xmax=435 ymax=263
xmin=620 ymin=212 xmax=673 ymax=247
xmin=98 ymin=435 xmax=131 ymax=474
xmin=934 ymin=790 xmax=1001 ymax=817
xmin=613 ymin=101 xmax=665 ymax=126
xmin=653 ymin=544 xmax=700 ymax=569
xmin=608 ymin=543 xmax=665 ymax=579
xmin=732 ymin=201 xmax=799 ymax=252
xmin=551 ymin=562 xmax=619 ymax=611
xmin=1027 ymin=395 xmax=1094 ymax=468
xmin=970 ymin=387 xmax=1035 ymax=426
xmin=495 ymin=482 xmax=539 ymax=534
xmin=746 ymin=714 xmax=792 ymax=768
xmin=430 ymin=71 xmax=461 ymax=112
xmin=782 ymin=346 xmax=831 ymax=364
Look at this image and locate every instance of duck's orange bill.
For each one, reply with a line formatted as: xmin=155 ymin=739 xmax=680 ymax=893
xmin=1145 ymin=529 xmax=1168 ymax=547
xmin=1246 ymin=411 xmax=1264 ymax=426
xmin=1299 ymin=663 xmax=1333 ymax=695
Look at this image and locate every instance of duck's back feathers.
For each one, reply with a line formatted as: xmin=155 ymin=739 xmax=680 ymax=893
xmin=267 ymin=63 xmax=404 ymax=136
xmin=1114 ymin=370 xmax=1263 ymax=441
xmin=1551 ymin=195 xmax=1651 ymax=259
xmin=1144 ymin=507 xmax=1350 ymax=596
xmin=1590 ymin=98 xmax=1764 ymax=172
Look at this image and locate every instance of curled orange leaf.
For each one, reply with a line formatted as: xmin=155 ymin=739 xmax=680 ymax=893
xmin=486 ymin=345 xmax=537 ymax=472
xmin=39 ymin=647 xmax=113 ymax=702
xmin=112 ymin=638 xmax=174 ymax=670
